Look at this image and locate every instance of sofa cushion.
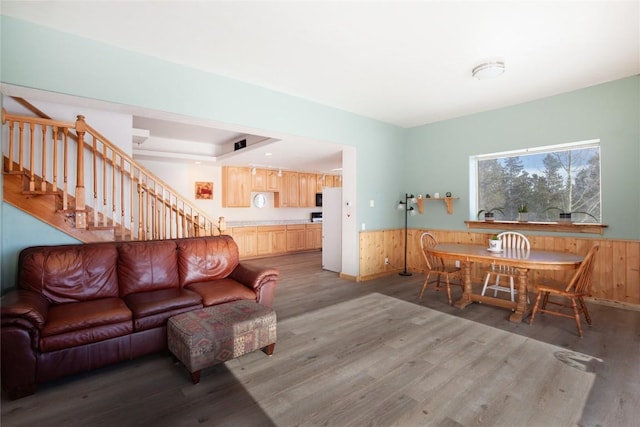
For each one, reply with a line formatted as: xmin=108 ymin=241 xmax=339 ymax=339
xmin=186 ymin=278 xmax=256 ymax=306
xmin=19 ymin=244 xmax=119 ymax=304
xmin=177 ymin=236 xmax=240 ymax=287
xmin=122 ymin=288 xmax=203 ymax=331
xmin=118 ymin=240 xmax=179 ymax=297
xmin=40 ymin=298 xmax=132 ymax=352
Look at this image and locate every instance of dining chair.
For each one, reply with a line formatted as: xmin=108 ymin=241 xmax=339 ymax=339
xmin=481 ymin=231 xmax=530 ymax=302
xmin=529 ymin=245 xmax=599 ymax=337
xmin=418 ymin=232 xmax=462 ymax=305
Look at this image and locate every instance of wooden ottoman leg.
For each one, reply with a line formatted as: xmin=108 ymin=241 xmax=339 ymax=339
xmin=191 ymin=370 xmax=201 ymax=385
xmin=262 ymin=343 xmax=276 ymax=356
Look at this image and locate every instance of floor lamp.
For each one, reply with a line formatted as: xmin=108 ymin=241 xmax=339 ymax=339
xmin=397 ymin=193 xmax=416 ymax=276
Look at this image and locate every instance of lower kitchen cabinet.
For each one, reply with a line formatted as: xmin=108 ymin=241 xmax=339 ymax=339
xmin=257 ymin=226 xmax=287 ymax=256
xmin=230 ymin=223 xmax=322 ymax=258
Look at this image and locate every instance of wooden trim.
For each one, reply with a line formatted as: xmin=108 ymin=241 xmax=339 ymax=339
xmin=465 ymin=220 xmax=608 ymax=235
xmin=359 ymin=228 xmax=640 ymax=307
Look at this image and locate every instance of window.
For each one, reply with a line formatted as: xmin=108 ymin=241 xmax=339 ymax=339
xmin=470 ymin=140 xmax=601 ymax=223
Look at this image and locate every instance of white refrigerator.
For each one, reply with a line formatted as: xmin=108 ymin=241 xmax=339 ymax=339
xmin=322 ymin=187 xmax=342 ymax=272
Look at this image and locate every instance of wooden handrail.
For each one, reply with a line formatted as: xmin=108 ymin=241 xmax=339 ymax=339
xmin=2 ymin=107 xmax=218 ymax=241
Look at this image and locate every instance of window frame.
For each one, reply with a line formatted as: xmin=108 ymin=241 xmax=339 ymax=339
xmin=469 ymin=139 xmax=602 ymax=222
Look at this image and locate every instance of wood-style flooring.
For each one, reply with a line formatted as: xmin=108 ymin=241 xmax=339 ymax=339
xmin=2 ymin=251 xmax=639 ymax=426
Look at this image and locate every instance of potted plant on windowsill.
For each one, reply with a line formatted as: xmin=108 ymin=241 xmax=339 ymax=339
xmin=477 ymin=207 xmax=504 ymax=222
xmin=517 ymin=203 xmax=528 ymax=222
xmin=544 ymin=207 xmax=598 ymax=223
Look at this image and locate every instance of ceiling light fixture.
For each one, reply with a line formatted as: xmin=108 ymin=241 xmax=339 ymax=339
xmin=472 ymin=61 xmax=505 ymax=80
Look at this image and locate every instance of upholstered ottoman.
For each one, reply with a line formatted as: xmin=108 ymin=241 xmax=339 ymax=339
xmin=167 ymin=300 xmax=276 ymax=384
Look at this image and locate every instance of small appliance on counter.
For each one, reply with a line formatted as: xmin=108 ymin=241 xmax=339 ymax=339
xmin=311 ymin=212 xmax=323 ymax=223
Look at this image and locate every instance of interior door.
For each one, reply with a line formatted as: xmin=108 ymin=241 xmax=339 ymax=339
xmin=322 ymin=187 xmax=342 ymax=272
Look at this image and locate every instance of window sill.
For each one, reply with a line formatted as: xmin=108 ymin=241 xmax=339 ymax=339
xmin=464 ymin=220 xmax=608 ymax=235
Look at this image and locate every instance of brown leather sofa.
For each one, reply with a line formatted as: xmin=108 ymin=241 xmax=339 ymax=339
xmin=0 ymin=235 xmax=278 ymax=399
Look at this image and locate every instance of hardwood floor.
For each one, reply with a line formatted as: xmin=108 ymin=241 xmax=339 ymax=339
xmin=2 ymin=251 xmax=639 ymax=426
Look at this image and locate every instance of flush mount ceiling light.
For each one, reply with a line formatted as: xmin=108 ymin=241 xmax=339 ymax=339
xmin=472 ymin=61 xmax=505 ymax=80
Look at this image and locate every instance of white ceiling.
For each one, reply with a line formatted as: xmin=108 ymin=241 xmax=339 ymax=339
xmin=3 ymin=1 xmax=639 ymax=171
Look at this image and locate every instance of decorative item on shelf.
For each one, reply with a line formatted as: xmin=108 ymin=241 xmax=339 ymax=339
xmin=518 ymin=202 xmax=529 ymax=222
xmin=477 ymin=207 xmax=504 ymax=221
xmin=445 ymin=192 xmax=452 ymax=197
xmin=425 ymin=194 xmax=431 ymax=198
xmin=544 ymin=207 xmax=598 ymax=223
xmin=434 ymin=192 xmax=440 ymax=198
xmin=397 ymin=193 xmax=417 ymax=276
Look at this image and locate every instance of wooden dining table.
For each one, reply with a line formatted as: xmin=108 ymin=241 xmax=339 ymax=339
xmin=427 ymin=243 xmax=584 ymax=322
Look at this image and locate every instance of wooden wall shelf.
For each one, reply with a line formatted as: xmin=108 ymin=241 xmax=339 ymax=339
xmin=424 ymin=197 xmax=459 ymax=214
xmin=464 ymin=220 xmax=608 ymax=235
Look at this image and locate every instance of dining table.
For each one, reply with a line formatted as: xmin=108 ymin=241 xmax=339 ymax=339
xmin=427 ymin=243 xmax=584 ymax=322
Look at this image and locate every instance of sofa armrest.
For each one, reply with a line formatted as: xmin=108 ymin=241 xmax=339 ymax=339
xmin=1 ymin=289 xmax=50 ymax=329
xmin=229 ymin=263 xmax=279 ymax=307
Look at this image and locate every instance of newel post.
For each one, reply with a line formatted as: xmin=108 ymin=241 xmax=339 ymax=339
xmin=74 ymin=115 xmax=87 ymax=228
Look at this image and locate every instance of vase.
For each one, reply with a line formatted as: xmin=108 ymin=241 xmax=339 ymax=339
xmin=518 ymin=212 xmax=528 ymax=222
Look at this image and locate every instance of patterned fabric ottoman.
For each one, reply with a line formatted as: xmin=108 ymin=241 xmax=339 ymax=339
xmin=167 ymin=300 xmax=276 ymax=384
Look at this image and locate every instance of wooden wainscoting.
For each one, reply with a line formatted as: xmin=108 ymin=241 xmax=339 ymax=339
xmin=359 ymin=228 xmax=640 ymax=307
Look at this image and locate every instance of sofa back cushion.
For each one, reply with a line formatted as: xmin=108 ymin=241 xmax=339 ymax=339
xmin=177 ymin=236 xmax=239 ymax=287
xmin=118 ymin=240 xmax=179 ymax=296
xmin=19 ymin=243 xmax=119 ymax=304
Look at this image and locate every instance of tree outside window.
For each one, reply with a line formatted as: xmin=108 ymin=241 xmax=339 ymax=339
xmin=474 ymin=141 xmax=601 ymax=223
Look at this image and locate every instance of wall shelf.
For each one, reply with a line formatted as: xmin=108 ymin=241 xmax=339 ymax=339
xmin=423 ymin=197 xmax=459 ymax=214
xmin=464 ymin=220 xmax=608 ymax=235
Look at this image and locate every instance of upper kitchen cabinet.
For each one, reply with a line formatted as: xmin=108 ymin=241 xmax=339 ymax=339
xmin=275 ymin=171 xmax=299 ymax=207
xmin=299 ymin=173 xmax=317 ymax=207
xmin=222 ymin=166 xmax=251 ymax=207
xmin=266 ymin=169 xmax=281 ymax=192
xmin=251 ymin=168 xmax=267 ymax=192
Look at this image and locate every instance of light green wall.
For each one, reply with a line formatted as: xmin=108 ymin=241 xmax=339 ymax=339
xmin=406 ymin=76 xmax=640 ymax=240
xmin=1 ymin=204 xmax=79 ymax=288
xmin=0 ymin=16 xmax=406 ymax=289
xmin=1 ymin=17 xmax=638 ymax=290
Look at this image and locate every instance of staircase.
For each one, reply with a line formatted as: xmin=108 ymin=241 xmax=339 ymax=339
xmin=2 ymin=99 xmax=220 ymax=243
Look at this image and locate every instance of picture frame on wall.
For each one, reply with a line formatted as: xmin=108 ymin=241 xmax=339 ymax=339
xmin=195 ymin=181 xmax=213 ymax=199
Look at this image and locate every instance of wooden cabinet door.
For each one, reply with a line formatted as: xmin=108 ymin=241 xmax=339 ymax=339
xmin=266 ymin=169 xmax=281 ymax=192
xmin=229 ymin=227 xmax=257 ymax=257
xmin=251 ymin=168 xmax=267 ymax=192
xmin=306 ymin=224 xmax=322 ymax=249
xmin=316 ymin=174 xmax=325 ymax=192
xmin=306 ymin=173 xmax=318 ymax=207
xmin=286 ymin=224 xmax=306 ymax=251
xmin=257 ymin=226 xmax=286 ymax=255
xmin=299 ymin=173 xmax=316 ymax=207
xmin=324 ymin=175 xmax=334 ymax=188
xmin=332 ymin=174 xmax=342 ymax=187
xmin=272 ymin=228 xmax=287 ymax=253
xmin=222 ymin=166 xmax=251 ymax=207
xmin=277 ymin=171 xmax=299 ymax=207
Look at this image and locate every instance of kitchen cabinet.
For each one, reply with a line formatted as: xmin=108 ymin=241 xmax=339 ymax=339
xmin=275 ymin=171 xmax=299 ymax=207
xmin=228 ymin=226 xmax=257 ymax=257
xmin=266 ymin=169 xmax=281 ymax=192
xmin=251 ymin=168 xmax=267 ymax=192
xmin=299 ymin=173 xmax=317 ymax=207
xmin=222 ymin=166 xmax=251 ymax=207
xmin=305 ymin=223 xmax=322 ymax=249
xmin=257 ymin=225 xmax=286 ymax=255
xmin=286 ymin=224 xmax=306 ymax=251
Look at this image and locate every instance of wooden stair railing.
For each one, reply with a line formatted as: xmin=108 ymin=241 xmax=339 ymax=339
xmin=2 ymin=107 xmax=220 ymax=242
